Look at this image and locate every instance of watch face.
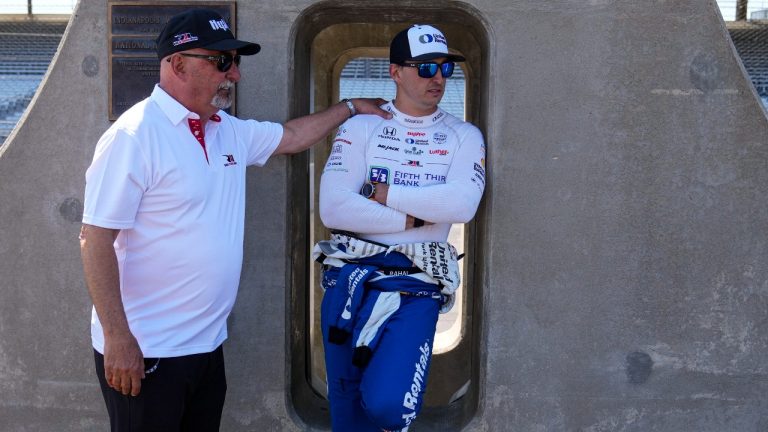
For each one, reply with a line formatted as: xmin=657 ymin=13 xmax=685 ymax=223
xmin=360 ymin=183 xmax=375 ymax=198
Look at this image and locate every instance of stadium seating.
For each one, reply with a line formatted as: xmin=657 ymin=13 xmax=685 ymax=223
xmin=728 ymin=21 xmax=768 ymax=103
xmin=0 ymin=18 xmax=765 ymax=147
xmin=0 ymin=19 xmax=65 ymax=145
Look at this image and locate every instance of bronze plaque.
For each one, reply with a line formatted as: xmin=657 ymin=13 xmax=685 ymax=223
xmin=108 ymin=2 xmax=236 ymax=120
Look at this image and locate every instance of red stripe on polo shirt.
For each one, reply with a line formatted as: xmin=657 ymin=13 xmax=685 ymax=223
xmin=187 ymin=115 xmax=221 ymax=163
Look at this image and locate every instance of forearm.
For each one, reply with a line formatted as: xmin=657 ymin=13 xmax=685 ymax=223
xmin=386 ymin=182 xmax=481 ymax=224
xmin=80 ymin=224 xmax=132 ymax=339
xmin=276 ymin=102 xmax=352 ymax=155
xmin=275 ymin=98 xmax=390 ymax=155
xmin=320 ymin=188 xmax=407 ymax=233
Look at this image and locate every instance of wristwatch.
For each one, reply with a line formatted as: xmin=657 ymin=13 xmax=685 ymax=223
xmin=341 ymin=98 xmax=357 ymax=117
xmin=360 ymin=182 xmax=376 ymax=199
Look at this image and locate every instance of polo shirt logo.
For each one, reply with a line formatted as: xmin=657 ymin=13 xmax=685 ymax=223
xmin=209 ymin=19 xmax=230 ymax=31
xmin=222 ymin=154 xmax=237 ymax=167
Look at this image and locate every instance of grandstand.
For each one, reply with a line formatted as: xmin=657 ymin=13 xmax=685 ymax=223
xmin=0 ymin=13 xmax=766 ymax=147
xmin=727 ymin=20 xmax=768 ymax=108
xmin=0 ymin=18 xmax=66 ymax=146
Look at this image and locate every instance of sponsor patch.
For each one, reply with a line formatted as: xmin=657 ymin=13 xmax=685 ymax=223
xmin=424 ymin=173 xmax=446 ymax=183
xmin=369 ymin=166 xmax=390 ymax=184
xmin=433 ymin=132 xmax=447 ymax=145
xmin=378 ymin=126 xmax=401 ymax=141
xmin=405 ymin=138 xmax=429 ymax=145
xmin=394 ymin=171 xmax=420 ymax=186
xmin=401 ymin=341 xmax=432 ymax=427
xmin=474 ymin=162 xmax=486 ymax=178
xmin=377 ymin=144 xmax=400 ymax=152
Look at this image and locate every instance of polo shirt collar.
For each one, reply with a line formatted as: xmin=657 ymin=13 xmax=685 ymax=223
xmin=151 ymin=84 xmax=222 ymax=126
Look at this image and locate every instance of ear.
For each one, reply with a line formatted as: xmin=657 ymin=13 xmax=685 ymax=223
xmin=389 ymin=63 xmax=401 ymax=83
xmin=167 ymin=55 xmax=188 ymax=80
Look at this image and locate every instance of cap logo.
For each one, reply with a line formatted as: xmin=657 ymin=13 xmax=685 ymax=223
xmin=419 ymin=33 xmax=447 ymax=46
xmin=209 ymin=19 xmax=230 ymax=31
xmin=173 ymin=33 xmax=198 ymax=46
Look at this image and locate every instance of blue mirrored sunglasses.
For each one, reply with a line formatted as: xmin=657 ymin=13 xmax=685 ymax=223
xmin=402 ymin=61 xmax=455 ymax=78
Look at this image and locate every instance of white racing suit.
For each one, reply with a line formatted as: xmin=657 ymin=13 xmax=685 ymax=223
xmin=317 ymin=101 xmax=485 ymax=431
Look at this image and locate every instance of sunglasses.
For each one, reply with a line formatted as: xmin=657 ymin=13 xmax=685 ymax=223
xmin=176 ymin=53 xmax=241 ymax=72
xmin=402 ymin=61 xmax=455 ymax=78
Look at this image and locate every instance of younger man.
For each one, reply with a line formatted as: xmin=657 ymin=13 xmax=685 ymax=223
xmin=315 ymin=24 xmax=486 ymax=431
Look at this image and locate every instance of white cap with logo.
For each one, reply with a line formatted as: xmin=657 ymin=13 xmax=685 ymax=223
xmin=389 ymin=24 xmax=466 ymax=64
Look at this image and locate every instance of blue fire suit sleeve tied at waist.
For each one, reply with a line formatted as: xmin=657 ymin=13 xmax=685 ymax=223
xmin=313 ymin=233 xmax=461 ymax=367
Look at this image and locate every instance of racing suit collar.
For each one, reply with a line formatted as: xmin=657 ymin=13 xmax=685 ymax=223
xmin=384 ymin=101 xmax=446 ymax=128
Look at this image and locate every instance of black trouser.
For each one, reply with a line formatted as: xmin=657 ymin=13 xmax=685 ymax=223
xmin=94 ymin=345 xmax=227 ymax=432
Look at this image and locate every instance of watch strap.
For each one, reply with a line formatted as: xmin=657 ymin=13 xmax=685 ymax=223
xmin=341 ymin=98 xmax=356 ymax=117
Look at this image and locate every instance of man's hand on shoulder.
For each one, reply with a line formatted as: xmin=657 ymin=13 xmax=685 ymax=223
xmin=350 ymin=98 xmax=392 ymax=119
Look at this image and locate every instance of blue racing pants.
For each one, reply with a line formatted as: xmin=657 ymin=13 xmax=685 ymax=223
xmin=321 ymin=252 xmax=440 ymax=432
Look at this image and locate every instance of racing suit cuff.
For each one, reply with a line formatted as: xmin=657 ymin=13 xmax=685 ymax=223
xmin=385 ymin=184 xmax=402 ymax=210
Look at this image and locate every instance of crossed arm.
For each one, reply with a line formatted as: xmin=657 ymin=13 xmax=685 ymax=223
xmin=319 ymin=122 xmax=485 ymax=233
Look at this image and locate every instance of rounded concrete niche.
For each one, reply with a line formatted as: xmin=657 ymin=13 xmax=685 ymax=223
xmin=287 ymin=1 xmax=490 ymax=430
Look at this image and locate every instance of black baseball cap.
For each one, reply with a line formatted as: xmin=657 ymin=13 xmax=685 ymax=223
xmin=156 ymin=9 xmax=261 ymax=60
xmin=390 ymin=24 xmax=465 ymax=64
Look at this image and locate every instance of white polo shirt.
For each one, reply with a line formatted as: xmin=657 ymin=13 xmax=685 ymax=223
xmin=83 ymin=85 xmax=283 ymax=357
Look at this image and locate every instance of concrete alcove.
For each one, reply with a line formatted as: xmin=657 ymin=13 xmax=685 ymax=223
xmin=286 ymin=2 xmax=490 ymax=429
xmin=3 ymin=0 xmax=768 ymax=430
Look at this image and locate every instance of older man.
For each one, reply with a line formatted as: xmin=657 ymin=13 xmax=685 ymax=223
xmin=80 ymin=8 xmax=388 ymax=431
xmin=315 ymin=24 xmax=486 ymax=431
